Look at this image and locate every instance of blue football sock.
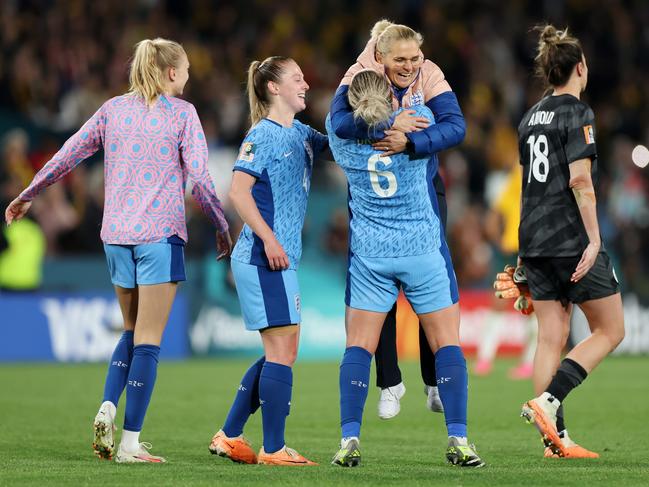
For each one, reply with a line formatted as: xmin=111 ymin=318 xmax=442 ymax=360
xmin=435 ymin=345 xmax=468 ymax=438
xmin=222 ymin=356 xmax=265 ymax=437
xmin=259 ymin=362 xmax=292 ymax=453
xmin=339 ymin=346 xmax=372 ymax=439
xmin=102 ymin=330 xmax=134 ymax=406
xmin=123 ymin=344 xmax=160 ymax=433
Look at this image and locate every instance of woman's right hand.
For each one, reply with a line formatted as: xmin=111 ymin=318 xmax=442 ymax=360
xmin=264 ymin=237 xmax=289 ymax=271
xmin=4 ymin=197 xmax=32 ymax=225
xmin=391 ymin=110 xmax=430 ymax=133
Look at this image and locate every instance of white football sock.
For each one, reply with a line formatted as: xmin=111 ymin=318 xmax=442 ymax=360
xmin=120 ymin=429 xmax=140 ymax=452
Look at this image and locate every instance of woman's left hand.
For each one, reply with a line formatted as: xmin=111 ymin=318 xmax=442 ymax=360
xmin=372 ymin=130 xmax=408 ymax=156
xmin=5 ymin=197 xmax=32 ymax=225
xmin=215 ymin=230 xmax=233 ymax=260
xmin=391 ymin=110 xmax=429 ymax=133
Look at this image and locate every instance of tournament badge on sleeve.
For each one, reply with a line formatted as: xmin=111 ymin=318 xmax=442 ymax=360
xmin=238 ymin=142 xmax=255 ymax=162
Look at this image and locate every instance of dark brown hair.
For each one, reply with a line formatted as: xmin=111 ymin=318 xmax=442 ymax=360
xmin=247 ymin=56 xmax=292 ymax=126
xmin=534 ymin=25 xmax=583 ymax=87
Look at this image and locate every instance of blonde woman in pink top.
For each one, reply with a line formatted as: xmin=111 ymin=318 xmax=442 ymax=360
xmin=4 ymin=38 xmax=232 ymax=463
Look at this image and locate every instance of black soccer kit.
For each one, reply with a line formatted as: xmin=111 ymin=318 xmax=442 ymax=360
xmin=518 ymin=94 xmax=618 ymax=304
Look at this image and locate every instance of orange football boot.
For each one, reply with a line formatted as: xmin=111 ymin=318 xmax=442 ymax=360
xmin=257 ymin=446 xmax=318 ymax=466
xmin=209 ymin=430 xmax=257 ymax=464
xmin=521 ymin=395 xmax=567 ymax=457
xmin=544 ymin=432 xmax=599 ymax=459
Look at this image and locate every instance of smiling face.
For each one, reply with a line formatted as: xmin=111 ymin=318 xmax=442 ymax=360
xmin=269 ymin=59 xmax=309 ymax=113
xmin=168 ymin=53 xmax=190 ymax=96
xmin=377 ymin=39 xmax=422 ymax=89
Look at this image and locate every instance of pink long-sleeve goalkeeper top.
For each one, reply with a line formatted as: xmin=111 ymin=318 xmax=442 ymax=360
xmin=19 ymin=94 xmax=228 ymax=244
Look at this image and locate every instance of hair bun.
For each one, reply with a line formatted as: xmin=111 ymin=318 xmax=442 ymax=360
xmin=371 ymin=19 xmax=394 ymax=39
xmin=533 ymin=24 xmax=582 ymax=87
xmin=540 ymin=25 xmax=559 ymax=45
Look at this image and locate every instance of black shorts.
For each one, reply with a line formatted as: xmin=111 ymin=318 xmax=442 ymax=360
xmin=521 ymin=251 xmax=620 ymax=305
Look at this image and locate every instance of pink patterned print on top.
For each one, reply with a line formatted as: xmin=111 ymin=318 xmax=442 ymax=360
xmin=19 ymin=94 xmax=228 ymax=244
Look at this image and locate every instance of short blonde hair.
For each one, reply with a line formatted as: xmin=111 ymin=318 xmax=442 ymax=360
xmin=371 ymin=19 xmax=423 ymax=56
xmin=347 ymin=69 xmax=392 ymax=127
xmin=129 ymin=38 xmax=186 ymax=106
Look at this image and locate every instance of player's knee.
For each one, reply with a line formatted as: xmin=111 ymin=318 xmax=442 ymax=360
xmin=554 ymin=319 xmax=570 ymax=345
xmin=267 ymin=347 xmax=297 ymax=366
xmin=346 ymin=336 xmax=377 ymax=354
xmin=285 ymin=347 xmax=298 ymax=366
xmin=282 ymin=342 xmax=299 ymax=366
xmin=607 ymin=323 xmax=625 ymax=350
xmin=537 ymin=328 xmax=567 ymax=350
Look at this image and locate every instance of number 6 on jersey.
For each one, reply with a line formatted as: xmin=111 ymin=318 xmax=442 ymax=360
xmin=368 ymin=154 xmax=398 ymax=197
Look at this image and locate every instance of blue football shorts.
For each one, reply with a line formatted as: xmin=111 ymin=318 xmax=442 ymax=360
xmin=345 ymin=251 xmax=458 ymax=314
xmin=231 ymin=259 xmax=301 ymax=331
xmin=103 ymin=236 xmax=186 ymax=288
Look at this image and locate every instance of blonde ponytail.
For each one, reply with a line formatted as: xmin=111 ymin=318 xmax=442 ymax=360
xmin=247 ymin=60 xmax=264 ymax=127
xmin=370 ymin=19 xmax=394 ymax=39
xmin=347 ymin=70 xmax=392 ymax=127
xmin=129 ymin=38 xmax=186 ymax=106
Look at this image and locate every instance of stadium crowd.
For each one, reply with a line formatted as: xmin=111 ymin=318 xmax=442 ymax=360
xmin=1 ymin=0 xmax=648 ymax=300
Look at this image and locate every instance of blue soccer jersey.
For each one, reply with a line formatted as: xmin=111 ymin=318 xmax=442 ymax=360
xmin=231 ymin=118 xmax=328 ymax=269
xmin=326 ymin=105 xmax=441 ymax=257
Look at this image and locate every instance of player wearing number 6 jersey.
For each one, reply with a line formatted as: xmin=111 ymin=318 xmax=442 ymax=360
xmin=327 ymin=69 xmax=484 ymax=468
xmin=331 ymin=19 xmax=465 ymax=420
xmin=518 ymin=25 xmax=624 ymax=459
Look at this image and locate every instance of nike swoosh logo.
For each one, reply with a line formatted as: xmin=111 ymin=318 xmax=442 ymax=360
xmin=284 ymin=151 xmax=293 ymax=157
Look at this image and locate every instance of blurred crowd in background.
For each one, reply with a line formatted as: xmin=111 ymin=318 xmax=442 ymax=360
xmin=1 ymin=0 xmax=648 ymax=301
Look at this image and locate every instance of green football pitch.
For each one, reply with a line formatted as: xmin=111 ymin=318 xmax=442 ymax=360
xmin=1 ymin=357 xmax=648 ymax=486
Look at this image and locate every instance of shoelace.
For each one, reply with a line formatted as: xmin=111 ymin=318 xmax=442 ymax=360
xmin=382 ymin=387 xmax=399 ymax=399
xmin=138 ymin=442 xmax=153 ymax=453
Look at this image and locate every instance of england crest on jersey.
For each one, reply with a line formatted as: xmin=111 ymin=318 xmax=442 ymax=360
xmin=410 ymin=90 xmax=424 ymax=106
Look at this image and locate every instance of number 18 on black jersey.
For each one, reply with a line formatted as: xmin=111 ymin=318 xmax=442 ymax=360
xmin=518 ymin=94 xmax=599 ymax=258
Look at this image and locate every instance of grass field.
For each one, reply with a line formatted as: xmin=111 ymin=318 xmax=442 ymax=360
xmin=1 ymin=356 xmax=648 ymax=486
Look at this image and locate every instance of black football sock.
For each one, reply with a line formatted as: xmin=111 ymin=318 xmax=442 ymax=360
xmin=546 ymin=358 xmax=588 ymax=403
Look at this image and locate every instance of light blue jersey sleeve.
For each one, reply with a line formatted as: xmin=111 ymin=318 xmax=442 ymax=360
xmin=233 ymin=125 xmax=276 ymax=178
xmin=306 ymin=125 xmax=329 ymax=158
